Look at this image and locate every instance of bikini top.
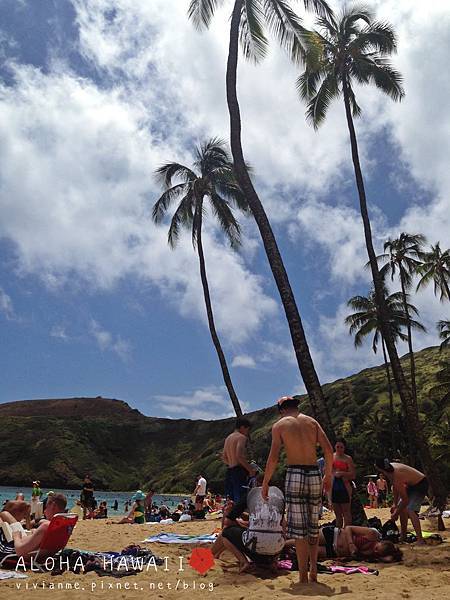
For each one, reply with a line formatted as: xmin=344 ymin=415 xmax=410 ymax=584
xmin=333 ymin=459 xmax=349 ymax=471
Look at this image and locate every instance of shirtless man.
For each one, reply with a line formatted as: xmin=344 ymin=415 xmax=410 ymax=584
xmin=262 ymin=396 xmax=333 ymax=584
xmin=222 ymin=417 xmax=256 ymax=502
xmin=0 ymin=494 xmax=67 ymax=560
xmin=375 ymin=459 xmax=427 ymax=544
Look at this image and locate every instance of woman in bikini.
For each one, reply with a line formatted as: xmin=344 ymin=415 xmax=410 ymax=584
xmin=318 ymin=525 xmax=402 ymax=563
xmin=331 ymin=439 xmax=356 ymax=528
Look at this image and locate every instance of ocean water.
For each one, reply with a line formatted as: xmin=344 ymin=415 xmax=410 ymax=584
xmin=0 ymin=486 xmax=188 ymax=514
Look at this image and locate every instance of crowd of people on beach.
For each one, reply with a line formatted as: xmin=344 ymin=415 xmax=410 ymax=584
xmin=0 ymin=395 xmax=445 ymax=584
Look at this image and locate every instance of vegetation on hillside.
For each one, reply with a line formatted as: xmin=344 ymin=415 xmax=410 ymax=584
xmin=1 ymin=346 xmax=448 ymax=494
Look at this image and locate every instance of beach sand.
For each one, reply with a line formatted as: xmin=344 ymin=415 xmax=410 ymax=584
xmin=1 ymin=508 xmax=449 ymax=599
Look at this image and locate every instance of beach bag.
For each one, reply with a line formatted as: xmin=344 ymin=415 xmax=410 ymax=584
xmin=381 ymin=519 xmax=399 ymax=543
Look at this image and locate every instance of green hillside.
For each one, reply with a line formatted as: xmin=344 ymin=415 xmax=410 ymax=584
xmin=0 ymin=346 xmax=448 ymax=493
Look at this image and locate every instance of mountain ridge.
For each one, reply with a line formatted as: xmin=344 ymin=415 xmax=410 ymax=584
xmin=0 ymin=346 xmax=448 ymax=493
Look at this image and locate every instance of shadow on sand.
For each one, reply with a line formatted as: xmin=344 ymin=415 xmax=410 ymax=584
xmin=282 ymin=582 xmax=351 ymax=597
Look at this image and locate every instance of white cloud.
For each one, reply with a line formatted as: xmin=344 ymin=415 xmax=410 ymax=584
xmin=0 ymin=63 xmax=277 ymax=345
xmin=50 ymin=325 xmax=69 ymax=340
xmin=153 ymin=385 xmax=249 ymax=420
xmin=231 ymin=354 xmax=257 ymax=369
xmin=90 ymin=319 xmax=132 ymax=362
xmin=0 ymin=287 xmax=15 ymax=320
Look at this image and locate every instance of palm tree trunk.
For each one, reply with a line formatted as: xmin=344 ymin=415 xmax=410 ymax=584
xmin=225 ymin=0 xmax=334 ymax=441
xmin=195 ymin=206 xmax=243 ymax=417
xmin=381 ymin=338 xmax=396 ymax=455
xmin=399 ymin=271 xmax=419 ymax=411
xmin=342 ymin=78 xmax=447 ymax=510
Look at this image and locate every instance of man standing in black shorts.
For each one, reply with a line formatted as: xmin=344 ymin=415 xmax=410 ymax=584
xmin=222 ymin=417 xmax=256 ymax=502
xmin=262 ymin=396 xmax=333 ymax=584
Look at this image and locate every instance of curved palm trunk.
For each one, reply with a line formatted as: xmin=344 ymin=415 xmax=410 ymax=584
xmin=381 ymin=338 xmax=396 ymax=455
xmin=225 ymin=0 xmax=334 ymax=442
xmin=196 ymin=206 xmax=243 ymax=417
xmin=342 ymin=79 xmax=447 ymax=510
xmin=399 ymin=271 xmax=419 ymax=413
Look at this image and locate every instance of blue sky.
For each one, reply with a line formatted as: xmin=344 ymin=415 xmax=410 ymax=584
xmin=0 ymin=0 xmax=449 ymax=419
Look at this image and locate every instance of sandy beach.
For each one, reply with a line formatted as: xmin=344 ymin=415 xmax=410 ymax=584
xmin=1 ymin=508 xmax=448 ymax=600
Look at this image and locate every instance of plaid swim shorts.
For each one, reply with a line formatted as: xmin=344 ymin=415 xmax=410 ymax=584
xmin=285 ymin=465 xmax=322 ymax=540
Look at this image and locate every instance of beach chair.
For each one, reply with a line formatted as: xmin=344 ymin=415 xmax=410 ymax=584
xmin=0 ymin=513 xmax=78 ymax=569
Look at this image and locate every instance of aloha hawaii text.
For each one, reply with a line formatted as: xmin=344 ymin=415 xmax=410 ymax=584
xmin=15 ymin=555 xmax=187 ymax=573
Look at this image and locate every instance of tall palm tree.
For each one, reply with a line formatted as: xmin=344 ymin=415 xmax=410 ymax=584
xmin=417 ymin=242 xmax=450 ymax=302
xmin=153 ymin=138 xmax=248 ymax=417
xmin=298 ymin=5 xmax=447 ymax=507
xmin=438 ymin=320 xmax=450 ymax=350
xmin=188 ymin=0 xmax=335 ymax=439
xmin=345 ymin=288 xmax=424 ymax=456
xmin=378 ymin=233 xmax=426 ymax=405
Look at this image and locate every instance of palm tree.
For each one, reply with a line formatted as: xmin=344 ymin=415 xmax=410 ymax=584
xmin=298 ymin=5 xmax=447 ymax=507
xmin=378 ymin=233 xmax=426 ymax=405
xmin=188 ymin=0 xmax=335 ymax=439
xmin=153 ymin=138 xmax=248 ymax=417
xmin=345 ymin=288 xmax=424 ymax=454
xmin=417 ymin=242 xmax=450 ymax=302
xmin=438 ymin=320 xmax=450 ymax=350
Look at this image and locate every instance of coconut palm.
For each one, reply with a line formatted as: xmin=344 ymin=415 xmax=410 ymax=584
xmin=298 ymin=5 xmax=447 ymax=506
xmin=188 ymin=0 xmax=334 ymax=438
xmin=438 ymin=320 xmax=450 ymax=350
xmin=417 ymin=242 xmax=450 ymax=302
xmin=345 ymin=288 xmax=424 ymax=454
xmin=153 ymin=138 xmax=248 ymax=417
xmin=378 ymin=233 xmax=427 ymax=404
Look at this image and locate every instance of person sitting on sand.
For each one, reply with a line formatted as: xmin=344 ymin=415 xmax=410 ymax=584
xmin=2 ymin=501 xmax=32 ymax=530
xmin=375 ymin=459 xmax=428 ymax=544
xmin=113 ymin=491 xmax=146 ymax=524
xmin=213 ymin=479 xmax=286 ymax=574
xmin=317 ymin=524 xmax=402 ymax=562
xmin=94 ymin=501 xmax=108 ymax=519
xmin=171 ymin=504 xmax=185 ymax=522
xmin=0 ymin=494 xmax=67 ymax=560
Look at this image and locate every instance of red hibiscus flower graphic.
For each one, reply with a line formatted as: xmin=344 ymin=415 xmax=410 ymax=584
xmin=189 ymin=547 xmax=215 ymax=575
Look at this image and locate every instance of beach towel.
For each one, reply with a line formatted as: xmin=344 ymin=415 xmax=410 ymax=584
xmin=0 ymin=569 xmax=28 ymax=580
xmin=142 ymin=533 xmax=218 ymax=544
xmin=276 ymin=561 xmax=378 ymax=575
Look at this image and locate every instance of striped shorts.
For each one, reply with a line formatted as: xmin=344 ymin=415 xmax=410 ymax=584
xmin=285 ymin=465 xmax=322 ymax=540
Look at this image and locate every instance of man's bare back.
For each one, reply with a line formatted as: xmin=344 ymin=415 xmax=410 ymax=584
xmin=391 ymin=463 xmax=425 ymax=487
xmin=223 ymin=431 xmax=248 ymax=468
xmin=274 ymin=413 xmax=322 ymax=465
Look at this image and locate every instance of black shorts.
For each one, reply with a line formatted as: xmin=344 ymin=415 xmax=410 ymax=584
xmin=332 ymin=478 xmax=350 ymax=504
xmin=321 ymin=526 xmax=337 ymax=559
xmin=221 ymin=526 xmax=274 ymax=565
xmin=195 ymin=495 xmax=205 ymax=504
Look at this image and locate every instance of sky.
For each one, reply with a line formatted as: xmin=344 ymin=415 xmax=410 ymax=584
xmin=0 ymin=0 xmax=449 ymax=420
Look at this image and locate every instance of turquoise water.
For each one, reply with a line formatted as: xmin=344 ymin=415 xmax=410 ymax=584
xmin=0 ymin=486 xmax=188 ymax=514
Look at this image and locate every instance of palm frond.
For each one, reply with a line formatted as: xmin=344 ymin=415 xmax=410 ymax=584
xmin=350 ymin=21 xmax=397 ymax=55
xmin=305 ymin=71 xmax=339 ymax=128
xmin=152 ymin=183 xmax=187 ymax=223
xmin=346 ymin=80 xmax=362 ymax=117
xmin=210 ymin=192 xmax=242 ymax=249
xmin=155 ymin=162 xmax=197 ymax=188
xmin=167 ymin=190 xmax=195 ymax=248
xmin=240 ymin=0 xmax=268 ymax=62
xmin=187 ymin=0 xmax=224 ymax=30
xmin=301 ymin=0 xmax=333 ymax=19
xmin=365 ymin=59 xmax=405 ymax=102
xmin=263 ymin=0 xmax=310 ymax=64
